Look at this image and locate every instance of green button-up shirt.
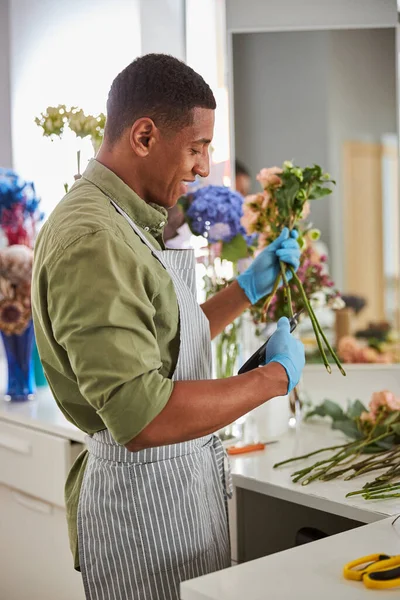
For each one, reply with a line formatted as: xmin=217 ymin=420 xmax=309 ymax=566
xmin=32 ymin=159 xmax=180 ymax=569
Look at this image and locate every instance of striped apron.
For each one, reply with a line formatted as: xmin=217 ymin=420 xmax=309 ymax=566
xmin=77 ymin=200 xmax=231 ymax=600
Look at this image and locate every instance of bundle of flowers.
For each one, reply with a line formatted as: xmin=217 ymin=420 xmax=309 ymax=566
xmin=338 ymin=335 xmax=393 ymax=364
xmin=35 ymin=105 xmax=105 ymax=153
xmin=0 ymin=170 xmax=43 ymax=336
xmin=0 ymin=169 xmax=43 ymax=247
xmin=0 ymin=245 xmax=33 ymax=335
xmin=274 ymin=391 xmax=400 ymax=500
xmin=241 ymin=162 xmax=345 ymax=375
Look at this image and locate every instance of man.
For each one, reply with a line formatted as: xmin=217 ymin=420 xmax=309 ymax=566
xmin=235 ymin=159 xmax=252 ymax=196
xmin=32 ymin=54 xmax=304 ymax=600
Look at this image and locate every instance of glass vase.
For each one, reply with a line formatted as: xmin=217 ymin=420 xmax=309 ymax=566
xmin=1 ymin=320 xmax=36 ymax=402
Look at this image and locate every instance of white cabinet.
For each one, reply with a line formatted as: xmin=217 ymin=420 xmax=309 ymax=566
xmin=0 ymin=484 xmax=85 ymax=600
xmin=0 ymin=418 xmax=85 ymax=600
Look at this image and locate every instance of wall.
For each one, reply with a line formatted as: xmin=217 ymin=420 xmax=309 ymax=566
xmin=232 ymin=28 xmax=397 ymax=288
xmin=8 ymin=0 xmax=142 ymax=215
xmin=233 ymin=30 xmax=332 ymax=246
xmin=327 ymin=28 xmax=397 ymax=287
xmin=0 ymin=0 xmax=12 ymax=168
xmin=140 ymin=0 xmax=185 ymax=59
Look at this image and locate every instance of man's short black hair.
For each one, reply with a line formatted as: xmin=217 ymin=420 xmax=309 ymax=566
xmin=105 ymin=54 xmax=216 ymax=144
xmin=235 ymin=159 xmax=250 ymax=178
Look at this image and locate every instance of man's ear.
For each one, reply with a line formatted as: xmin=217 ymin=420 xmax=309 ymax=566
xmin=129 ymin=118 xmax=158 ymax=157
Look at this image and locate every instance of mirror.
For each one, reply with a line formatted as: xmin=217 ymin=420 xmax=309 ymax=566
xmin=231 ymin=27 xmax=400 ymax=357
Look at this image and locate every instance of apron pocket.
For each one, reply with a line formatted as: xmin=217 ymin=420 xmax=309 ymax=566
xmin=129 ymin=450 xmax=214 ymax=575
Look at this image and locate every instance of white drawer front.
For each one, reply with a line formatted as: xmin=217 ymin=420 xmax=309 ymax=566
xmin=0 ymin=420 xmax=82 ymax=507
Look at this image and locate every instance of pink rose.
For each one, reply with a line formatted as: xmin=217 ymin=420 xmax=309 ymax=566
xmin=360 ymin=411 xmax=375 ymax=424
xmin=261 ymin=190 xmax=271 ymax=209
xmin=369 ymin=390 xmax=400 ymax=417
xmin=241 ymin=206 xmax=259 ymax=233
xmin=256 ymin=167 xmax=282 ymax=190
xmin=337 ymin=336 xmax=359 ymax=363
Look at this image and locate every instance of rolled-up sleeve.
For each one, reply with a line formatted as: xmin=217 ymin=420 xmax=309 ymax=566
xmin=47 ymin=230 xmax=174 ymax=445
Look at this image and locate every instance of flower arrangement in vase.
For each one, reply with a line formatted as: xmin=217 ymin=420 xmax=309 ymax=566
xmin=0 ymin=169 xmax=43 ymax=401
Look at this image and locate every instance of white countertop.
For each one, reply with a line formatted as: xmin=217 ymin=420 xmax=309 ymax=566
xmin=0 ymin=388 xmax=86 ymax=443
xmin=181 ymin=517 xmax=400 ymax=600
xmin=230 ymin=421 xmax=399 ymax=522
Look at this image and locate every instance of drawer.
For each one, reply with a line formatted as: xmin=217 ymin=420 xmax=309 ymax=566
xmin=0 ymin=420 xmax=84 ymax=507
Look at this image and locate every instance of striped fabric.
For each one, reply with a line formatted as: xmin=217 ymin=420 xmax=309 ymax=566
xmin=77 ymin=200 xmax=231 ymax=600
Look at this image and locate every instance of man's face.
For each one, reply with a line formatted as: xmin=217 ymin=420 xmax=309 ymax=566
xmin=141 ymin=107 xmax=215 ymax=208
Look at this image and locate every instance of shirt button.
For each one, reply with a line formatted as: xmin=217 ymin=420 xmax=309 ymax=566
xmin=159 ymin=221 xmax=165 ymax=227
xmin=144 ymin=226 xmax=150 ymax=231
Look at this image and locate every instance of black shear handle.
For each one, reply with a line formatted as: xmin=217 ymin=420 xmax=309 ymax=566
xmin=238 ymin=310 xmax=304 ymax=375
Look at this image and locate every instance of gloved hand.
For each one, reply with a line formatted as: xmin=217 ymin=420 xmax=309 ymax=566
xmin=237 ymin=228 xmax=300 ymax=305
xmin=264 ymin=317 xmax=305 ymax=393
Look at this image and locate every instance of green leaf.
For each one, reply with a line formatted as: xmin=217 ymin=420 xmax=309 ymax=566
xmin=347 ymin=400 xmax=368 ymax=419
xmin=308 ymin=186 xmax=333 ymax=200
xmin=221 ymin=234 xmax=249 ymax=262
xmin=384 ymin=411 xmax=400 ymax=426
xmin=390 ymin=423 xmax=400 ymax=436
xmin=305 ymin=399 xmax=345 ymax=421
xmin=331 ymin=419 xmax=362 ymax=440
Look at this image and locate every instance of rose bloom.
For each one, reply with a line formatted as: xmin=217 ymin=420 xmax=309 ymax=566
xmin=256 ymin=166 xmax=282 ymax=189
xmin=370 ymin=390 xmax=400 ymax=416
xmin=241 ymin=206 xmax=259 ymax=233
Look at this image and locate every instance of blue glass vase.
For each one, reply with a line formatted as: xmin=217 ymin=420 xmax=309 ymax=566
xmin=1 ymin=320 xmax=36 ymax=402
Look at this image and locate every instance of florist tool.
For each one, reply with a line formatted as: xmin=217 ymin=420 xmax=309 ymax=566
xmin=227 ymin=440 xmax=279 ymax=456
xmin=238 ymin=309 xmax=304 ymax=375
xmin=343 ymin=553 xmax=400 ymax=590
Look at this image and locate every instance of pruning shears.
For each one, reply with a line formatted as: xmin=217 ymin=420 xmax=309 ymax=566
xmin=343 ymin=553 xmax=400 ymax=590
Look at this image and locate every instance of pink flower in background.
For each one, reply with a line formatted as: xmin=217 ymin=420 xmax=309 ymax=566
xmin=360 ymin=411 xmax=375 ymax=424
xmin=256 ymin=167 xmax=282 ymax=190
xmin=370 ymin=390 xmax=400 ymax=416
xmin=241 ymin=206 xmax=259 ymax=232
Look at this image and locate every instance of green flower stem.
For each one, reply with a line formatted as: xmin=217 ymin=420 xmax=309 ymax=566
xmin=279 ymin=260 xmax=294 ymax=318
xmin=273 ymin=442 xmax=352 ymax=469
xmin=289 ymin=267 xmax=346 ymax=376
xmin=263 ymin=273 xmax=281 ymax=318
xmin=347 ymin=483 xmax=400 ymax=498
xmin=285 ymin=266 xmax=331 ymax=373
xmin=364 ymin=492 xmax=400 ymax=500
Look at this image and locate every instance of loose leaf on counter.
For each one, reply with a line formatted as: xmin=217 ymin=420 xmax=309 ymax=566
xmin=384 ymin=411 xmax=400 ymax=426
xmin=331 ymin=419 xmax=362 ymax=440
xmin=305 ymin=399 xmax=345 ymax=422
xmin=347 ymin=400 xmax=368 ymax=419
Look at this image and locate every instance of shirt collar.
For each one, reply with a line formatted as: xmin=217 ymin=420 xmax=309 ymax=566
xmin=82 ymin=159 xmax=168 ymax=235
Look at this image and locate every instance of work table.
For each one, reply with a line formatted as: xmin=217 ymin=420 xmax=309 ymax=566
xmin=181 ymin=517 xmax=400 ymax=599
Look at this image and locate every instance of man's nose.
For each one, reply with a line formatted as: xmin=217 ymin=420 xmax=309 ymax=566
xmin=194 ymin=152 xmax=210 ymax=178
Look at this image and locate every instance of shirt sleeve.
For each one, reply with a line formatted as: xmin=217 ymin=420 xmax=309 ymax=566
xmin=46 ymin=229 xmax=174 ymax=445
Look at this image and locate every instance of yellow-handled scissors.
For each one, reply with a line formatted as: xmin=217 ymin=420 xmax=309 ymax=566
xmin=344 ymin=553 xmax=400 ymax=590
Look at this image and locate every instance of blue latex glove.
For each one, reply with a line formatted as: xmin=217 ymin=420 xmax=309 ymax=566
xmin=264 ymin=317 xmax=305 ymax=393
xmin=237 ymin=228 xmax=300 ymax=305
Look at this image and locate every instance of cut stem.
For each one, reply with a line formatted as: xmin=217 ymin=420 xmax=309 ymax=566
xmin=279 ymin=260 xmax=294 ymax=318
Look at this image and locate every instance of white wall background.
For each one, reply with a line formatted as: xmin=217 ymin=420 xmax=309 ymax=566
xmin=233 ymin=28 xmax=397 ymax=288
xmin=3 ymin=0 xmax=187 ymax=216
xmin=0 ymin=0 xmax=12 ymax=168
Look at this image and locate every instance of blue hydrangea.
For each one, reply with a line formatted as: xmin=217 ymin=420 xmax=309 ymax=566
xmin=187 ymin=185 xmax=247 ymax=243
xmin=0 ymin=168 xmax=43 ymax=219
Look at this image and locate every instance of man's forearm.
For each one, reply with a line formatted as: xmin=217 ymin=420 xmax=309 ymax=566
xmin=125 ymin=363 xmax=287 ymax=451
xmin=201 ymin=280 xmax=251 ymax=339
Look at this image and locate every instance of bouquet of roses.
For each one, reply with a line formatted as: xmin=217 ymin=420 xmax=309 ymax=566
xmin=242 ymin=162 xmax=345 ymax=376
xmin=274 ymin=390 xmax=400 ymax=500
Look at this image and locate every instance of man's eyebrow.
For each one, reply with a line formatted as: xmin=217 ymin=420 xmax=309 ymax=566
xmin=192 ymin=137 xmax=212 ymax=145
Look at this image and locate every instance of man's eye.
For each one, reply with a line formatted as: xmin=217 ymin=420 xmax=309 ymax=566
xmin=191 ymin=149 xmax=200 ymax=155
